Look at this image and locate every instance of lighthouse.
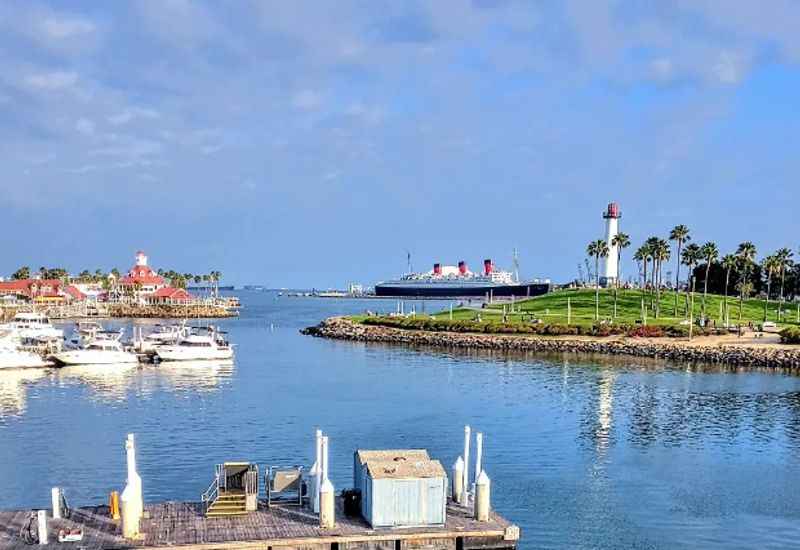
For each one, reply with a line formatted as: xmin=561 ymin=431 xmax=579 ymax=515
xmin=600 ymin=202 xmax=621 ymax=287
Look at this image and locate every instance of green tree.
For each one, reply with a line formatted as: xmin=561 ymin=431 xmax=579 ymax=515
xmin=651 ymin=239 xmax=670 ymax=318
xmin=669 ymin=225 xmax=691 ymax=315
xmin=736 ymin=242 xmax=758 ymax=325
xmin=611 ymin=232 xmax=631 ymax=318
xmin=12 ymin=266 xmax=30 ymax=280
xmin=79 ymin=269 xmax=92 ymax=282
xmin=634 ymin=244 xmax=651 ymax=307
xmin=699 ymin=242 xmax=719 ymax=317
xmin=587 ymin=239 xmax=609 ymax=321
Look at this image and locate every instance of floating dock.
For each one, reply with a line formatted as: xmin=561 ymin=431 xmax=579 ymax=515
xmin=0 ymin=498 xmax=518 ymax=550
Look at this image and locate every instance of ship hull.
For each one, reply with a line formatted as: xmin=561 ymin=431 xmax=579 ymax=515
xmin=374 ymin=282 xmax=551 ymax=298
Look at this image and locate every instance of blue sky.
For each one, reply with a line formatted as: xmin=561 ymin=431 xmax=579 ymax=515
xmin=2 ymin=1 xmax=799 ymax=287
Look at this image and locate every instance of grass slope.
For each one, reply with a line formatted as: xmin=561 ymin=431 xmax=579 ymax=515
xmin=440 ymin=288 xmax=800 ymax=328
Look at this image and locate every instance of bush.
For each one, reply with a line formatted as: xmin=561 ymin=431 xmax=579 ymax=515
xmin=627 ymin=325 xmax=665 ymax=338
xmin=780 ymin=327 xmax=800 ymax=344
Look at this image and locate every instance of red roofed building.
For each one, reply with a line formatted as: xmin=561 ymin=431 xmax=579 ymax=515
xmin=147 ymin=287 xmax=193 ymax=305
xmin=115 ymin=251 xmax=194 ymax=305
xmin=0 ymin=279 xmax=86 ymax=303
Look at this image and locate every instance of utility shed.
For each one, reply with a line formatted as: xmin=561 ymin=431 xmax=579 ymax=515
xmin=357 ymin=450 xmax=447 ymax=529
xmin=353 ymin=449 xmax=430 ymax=492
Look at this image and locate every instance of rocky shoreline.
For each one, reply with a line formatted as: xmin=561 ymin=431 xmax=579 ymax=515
xmin=302 ymin=317 xmax=800 ymax=369
xmin=107 ymin=304 xmax=235 ymax=318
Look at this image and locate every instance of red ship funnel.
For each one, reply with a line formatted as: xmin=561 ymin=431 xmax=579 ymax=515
xmin=458 ymin=261 xmax=467 ymax=275
xmin=433 ymin=263 xmax=442 ymax=275
xmin=484 ymin=259 xmax=493 ymax=275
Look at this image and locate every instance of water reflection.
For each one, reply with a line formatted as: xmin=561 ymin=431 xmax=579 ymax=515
xmin=57 ymin=362 xmax=140 ymax=402
xmin=147 ymin=360 xmax=235 ymax=393
xmin=0 ymin=368 xmax=51 ymax=418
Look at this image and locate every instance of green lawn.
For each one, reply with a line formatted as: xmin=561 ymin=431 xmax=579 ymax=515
xmin=436 ymin=288 xmax=800 ymax=328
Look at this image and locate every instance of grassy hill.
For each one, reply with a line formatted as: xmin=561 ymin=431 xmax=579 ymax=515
xmin=439 ymin=288 xmax=800 ymax=328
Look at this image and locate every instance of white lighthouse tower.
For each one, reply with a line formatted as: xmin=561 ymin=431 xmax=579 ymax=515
xmin=600 ymin=202 xmax=621 ymax=287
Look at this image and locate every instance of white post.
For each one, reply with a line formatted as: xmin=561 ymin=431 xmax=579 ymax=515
xmin=319 ymin=478 xmax=335 ymax=528
xmin=462 ymin=425 xmax=471 ymax=505
xmin=474 ymin=433 xmax=483 ymax=488
xmin=321 ymin=436 xmax=329 ymax=484
xmin=452 ymin=457 xmax=464 ymax=503
xmin=51 ymin=487 xmax=61 ymax=519
xmin=314 ymin=429 xmax=322 ymax=513
xmin=122 ymin=433 xmax=143 ymax=539
xmin=474 ymin=471 xmax=491 ymax=521
xmin=37 ymin=509 xmax=48 ymax=545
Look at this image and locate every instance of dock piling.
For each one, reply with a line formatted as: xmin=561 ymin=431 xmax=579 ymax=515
xmin=462 ymin=426 xmax=471 ymax=505
xmin=475 ymin=470 xmax=491 ymax=522
xmin=121 ymin=433 xmax=143 ymax=539
xmin=319 ymin=478 xmax=335 ymax=528
xmin=474 ymin=433 xmax=483 ymax=490
xmin=37 ymin=509 xmax=48 ymax=545
xmin=51 ymin=487 xmax=61 ymax=519
xmin=452 ymin=456 xmax=464 ymax=503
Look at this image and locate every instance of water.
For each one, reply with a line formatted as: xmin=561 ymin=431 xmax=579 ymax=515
xmin=2 ymin=292 xmax=800 ymax=549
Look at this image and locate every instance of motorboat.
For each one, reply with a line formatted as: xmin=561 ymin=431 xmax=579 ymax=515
xmin=51 ymin=339 xmax=139 ymax=366
xmin=0 ymin=312 xmax=64 ymax=341
xmin=0 ymin=335 xmax=51 ymax=369
xmin=67 ymin=323 xmax=124 ymax=349
xmin=133 ymin=322 xmax=188 ymax=353
xmin=155 ymin=328 xmax=233 ymax=362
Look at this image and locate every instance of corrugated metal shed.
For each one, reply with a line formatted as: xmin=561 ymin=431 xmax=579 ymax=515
xmin=355 ymin=449 xmax=447 ymax=529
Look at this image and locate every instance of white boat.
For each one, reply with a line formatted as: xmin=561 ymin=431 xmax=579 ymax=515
xmin=0 ymin=312 xmax=64 ymax=341
xmin=51 ymin=339 xmax=139 ymax=366
xmin=133 ymin=322 xmax=189 ymax=353
xmin=0 ymin=336 xmax=51 ymax=369
xmin=155 ymin=330 xmax=234 ymax=362
xmin=68 ymin=323 xmax=123 ymax=349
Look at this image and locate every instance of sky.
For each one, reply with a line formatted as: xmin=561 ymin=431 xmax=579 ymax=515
xmin=1 ymin=1 xmax=799 ymax=288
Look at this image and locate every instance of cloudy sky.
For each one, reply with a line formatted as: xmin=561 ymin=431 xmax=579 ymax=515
xmin=2 ymin=1 xmax=799 ymax=287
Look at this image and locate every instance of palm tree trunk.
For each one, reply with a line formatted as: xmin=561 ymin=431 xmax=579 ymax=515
xmin=595 ymin=255 xmax=600 ymax=321
xmin=724 ymin=269 xmax=731 ymax=326
xmin=614 ymin=250 xmax=621 ymax=318
xmin=702 ymin=261 xmax=711 ymax=317
xmin=779 ymin=269 xmax=786 ymax=320
xmin=764 ymin=274 xmax=772 ymax=322
xmin=655 ymin=259 xmax=661 ymax=318
xmin=674 ymin=241 xmax=682 ymax=316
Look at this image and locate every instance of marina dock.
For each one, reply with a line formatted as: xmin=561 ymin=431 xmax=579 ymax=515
xmin=0 ymin=498 xmax=517 ymax=550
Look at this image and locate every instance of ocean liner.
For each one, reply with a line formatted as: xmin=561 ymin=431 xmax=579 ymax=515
xmin=374 ymin=259 xmax=551 ymax=298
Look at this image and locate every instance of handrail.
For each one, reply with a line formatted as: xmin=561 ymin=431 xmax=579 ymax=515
xmin=200 ymin=465 xmax=222 ymax=513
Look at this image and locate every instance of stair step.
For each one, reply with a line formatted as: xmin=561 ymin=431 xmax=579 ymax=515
xmin=206 ymin=510 xmax=249 ymax=517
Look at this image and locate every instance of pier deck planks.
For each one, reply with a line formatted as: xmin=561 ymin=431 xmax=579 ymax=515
xmin=0 ymin=499 xmax=514 ymax=550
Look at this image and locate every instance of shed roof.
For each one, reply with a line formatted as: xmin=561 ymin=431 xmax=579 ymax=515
xmin=365 ymin=458 xmax=445 ymax=480
xmin=355 ymin=449 xmax=430 ymax=465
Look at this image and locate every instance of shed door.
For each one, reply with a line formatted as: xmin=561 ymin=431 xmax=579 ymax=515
xmin=392 ymin=480 xmax=419 ymax=526
xmin=426 ymin=478 xmax=445 ymax=524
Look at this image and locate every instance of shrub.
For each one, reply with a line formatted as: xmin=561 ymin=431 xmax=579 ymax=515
xmin=780 ymin=327 xmax=800 ymax=344
xmin=627 ymin=325 xmax=665 ymax=338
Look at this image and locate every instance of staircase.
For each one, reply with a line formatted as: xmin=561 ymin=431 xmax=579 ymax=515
xmin=206 ymin=490 xmax=248 ymax=517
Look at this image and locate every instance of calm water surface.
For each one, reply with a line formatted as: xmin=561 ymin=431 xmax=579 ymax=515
xmin=2 ymin=292 xmax=800 ymax=549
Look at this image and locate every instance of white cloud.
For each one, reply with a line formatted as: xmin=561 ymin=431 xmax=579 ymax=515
xmin=107 ymin=107 xmax=160 ymax=125
xmin=24 ymin=71 xmax=78 ymax=91
xmin=39 ymin=16 xmax=95 ymax=40
xmin=291 ymin=90 xmax=323 ymax=111
xmin=711 ymin=51 xmax=748 ymax=84
xmin=75 ymin=117 xmax=95 ymax=136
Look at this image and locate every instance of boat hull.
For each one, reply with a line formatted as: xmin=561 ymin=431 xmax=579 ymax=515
xmin=0 ymin=352 xmax=51 ymax=369
xmin=155 ymin=347 xmax=234 ymax=362
xmin=374 ymin=282 xmax=551 ymax=298
xmin=51 ymin=351 xmax=139 ymax=366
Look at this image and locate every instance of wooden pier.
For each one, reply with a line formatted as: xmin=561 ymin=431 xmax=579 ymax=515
xmin=0 ymin=498 xmax=519 ymax=550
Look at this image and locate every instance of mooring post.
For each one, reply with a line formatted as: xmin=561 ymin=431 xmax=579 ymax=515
xmin=474 ymin=433 xmax=483 ymax=488
xmin=51 ymin=487 xmax=61 ymax=519
xmin=313 ymin=429 xmax=323 ymax=513
xmin=474 ymin=471 xmax=491 ymax=522
xmin=37 ymin=509 xmax=48 ymax=545
xmin=319 ymin=478 xmax=335 ymax=528
xmin=452 ymin=456 xmax=464 ymax=503
xmin=462 ymin=425 xmax=471 ymax=505
xmin=121 ymin=433 xmax=143 ymax=539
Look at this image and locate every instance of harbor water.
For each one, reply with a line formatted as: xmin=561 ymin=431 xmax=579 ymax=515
xmin=1 ymin=291 xmax=800 ymax=549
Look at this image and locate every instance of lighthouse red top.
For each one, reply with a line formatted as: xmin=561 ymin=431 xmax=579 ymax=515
xmin=603 ymin=202 xmax=621 ymax=219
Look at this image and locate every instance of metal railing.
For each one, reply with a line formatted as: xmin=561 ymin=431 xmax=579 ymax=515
xmin=201 ymin=464 xmax=223 ymax=513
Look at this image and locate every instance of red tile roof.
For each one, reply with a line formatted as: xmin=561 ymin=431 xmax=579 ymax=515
xmin=64 ymin=285 xmax=86 ymax=300
xmin=151 ymin=287 xmax=193 ymax=301
xmin=120 ymin=264 xmax=166 ymax=286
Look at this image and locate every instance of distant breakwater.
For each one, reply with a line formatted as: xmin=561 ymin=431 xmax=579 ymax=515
xmin=302 ymin=317 xmax=800 ymax=369
xmin=108 ymin=304 xmax=235 ymax=318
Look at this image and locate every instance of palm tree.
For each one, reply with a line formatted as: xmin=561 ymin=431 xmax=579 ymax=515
xmin=669 ymin=225 xmax=691 ymax=315
xmin=721 ymin=254 xmax=737 ymax=325
xmin=681 ymin=243 xmax=701 ymax=319
xmin=699 ymin=242 xmax=719 ymax=318
xmin=761 ymin=254 xmax=779 ymax=322
xmin=775 ymin=248 xmax=794 ymax=320
xmin=611 ymin=232 xmax=631 ymax=317
xmin=587 ymin=239 xmax=609 ymax=321
xmin=651 ymin=239 xmax=670 ymax=318
xmin=12 ymin=266 xmax=30 ymax=280
xmin=736 ymin=242 xmax=757 ymax=325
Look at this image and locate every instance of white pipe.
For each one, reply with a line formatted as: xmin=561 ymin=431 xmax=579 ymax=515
xmin=51 ymin=487 xmax=61 ymax=519
xmin=37 ymin=509 xmax=48 ymax=545
xmin=314 ymin=429 xmax=322 ymax=513
xmin=462 ymin=425 xmax=471 ymax=504
xmin=321 ymin=435 xmax=329 ymax=482
xmin=474 ymin=433 xmax=483 ymax=487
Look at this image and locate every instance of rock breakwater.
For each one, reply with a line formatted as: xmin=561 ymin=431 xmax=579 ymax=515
xmin=302 ymin=317 xmax=800 ymax=369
